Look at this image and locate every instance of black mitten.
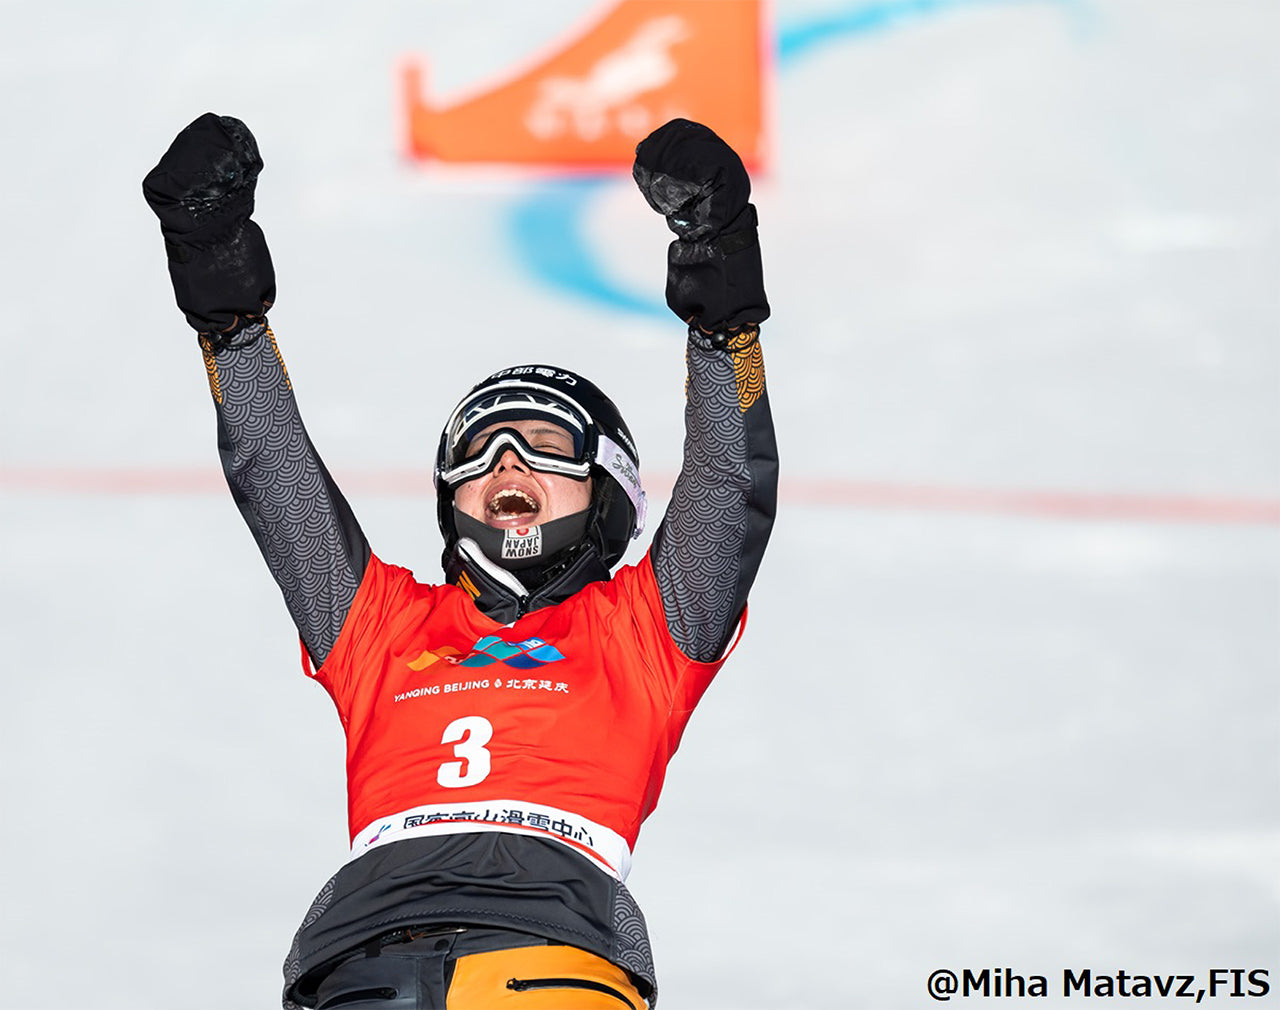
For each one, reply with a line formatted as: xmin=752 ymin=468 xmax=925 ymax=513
xmin=633 ymin=119 xmax=769 ymax=332
xmin=143 ymin=113 xmax=275 ymax=339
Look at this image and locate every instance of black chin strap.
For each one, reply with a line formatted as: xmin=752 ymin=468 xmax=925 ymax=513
xmin=445 ymin=537 xmax=612 ymax=623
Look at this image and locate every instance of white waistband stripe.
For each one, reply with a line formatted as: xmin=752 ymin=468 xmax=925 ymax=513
xmin=351 ymin=799 xmax=633 ymax=880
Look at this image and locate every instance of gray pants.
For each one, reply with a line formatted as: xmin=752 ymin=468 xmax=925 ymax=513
xmin=314 ymin=928 xmax=550 ymax=1009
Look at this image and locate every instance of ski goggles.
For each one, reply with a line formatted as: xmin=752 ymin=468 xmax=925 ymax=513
xmin=439 ymin=427 xmax=594 ymax=487
xmin=437 ymin=384 xmax=594 ymax=488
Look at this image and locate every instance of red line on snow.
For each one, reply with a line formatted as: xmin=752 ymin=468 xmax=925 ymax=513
xmin=783 ymin=477 xmax=1280 ymax=525
xmin=2 ymin=466 xmax=1277 ymax=526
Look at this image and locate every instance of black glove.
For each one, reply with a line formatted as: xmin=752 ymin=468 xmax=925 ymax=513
xmin=143 ymin=113 xmax=275 ymax=339
xmin=633 ymin=119 xmax=769 ymax=332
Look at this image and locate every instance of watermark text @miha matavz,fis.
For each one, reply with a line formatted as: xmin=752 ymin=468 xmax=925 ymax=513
xmin=927 ymin=967 xmax=1270 ymax=1002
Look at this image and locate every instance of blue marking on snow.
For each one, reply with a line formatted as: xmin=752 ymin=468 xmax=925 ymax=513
xmin=506 ymin=178 xmax=664 ymax=318
xmin=777 ymin=0 xmax=1083 ymax=63
xmin=504 ymin=0 xmax=1085 ymax=319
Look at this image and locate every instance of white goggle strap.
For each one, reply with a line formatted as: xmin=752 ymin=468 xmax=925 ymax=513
xmin=594 ymin=433 xmax=647 ymax=538
xmin=443 ymin=381 xmax=589 ymax=455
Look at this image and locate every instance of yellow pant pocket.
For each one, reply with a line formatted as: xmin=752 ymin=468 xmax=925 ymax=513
xmin=447 ymin=944 xmax=645 ymax=1009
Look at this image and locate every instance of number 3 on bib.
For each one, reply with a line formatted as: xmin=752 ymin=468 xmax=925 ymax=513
xmin=437 ymin=715 xmax=493 ymax=788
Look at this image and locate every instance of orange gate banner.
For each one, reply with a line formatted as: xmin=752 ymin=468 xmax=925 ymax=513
xmin=401 ymin=0 xmax=768 ymax=169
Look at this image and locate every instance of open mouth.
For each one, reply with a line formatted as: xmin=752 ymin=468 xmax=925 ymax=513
xmin=486 ymin=488 xmax=540 ymax=523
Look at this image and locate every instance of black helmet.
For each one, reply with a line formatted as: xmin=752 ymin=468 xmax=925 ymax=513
xmin=434 ymin=364 xmax=646 ymax=570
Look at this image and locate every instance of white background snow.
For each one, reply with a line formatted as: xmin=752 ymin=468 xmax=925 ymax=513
xmin=1 ymin=1 xmax=1276 ymax=1007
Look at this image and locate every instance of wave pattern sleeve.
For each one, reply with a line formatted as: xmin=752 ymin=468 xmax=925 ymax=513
xmin=203 ymin=323 xmax=370 ymax=666
xmin=651 ymin=328 xmax=778 ymax=662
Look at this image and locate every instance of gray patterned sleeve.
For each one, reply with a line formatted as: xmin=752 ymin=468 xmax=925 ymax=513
xmin=202 ymin=322 xmax=370 ymax=667
xmin=651 ymin=328 xmax=778 ymax=662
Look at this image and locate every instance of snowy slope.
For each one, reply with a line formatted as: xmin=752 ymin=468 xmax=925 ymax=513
xmin=1 ymin=2 xmax=1276 ymax=1007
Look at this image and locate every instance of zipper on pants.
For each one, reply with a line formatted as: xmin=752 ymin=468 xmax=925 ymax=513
xmin=507 ymin=976 xmax=637 ymax=1008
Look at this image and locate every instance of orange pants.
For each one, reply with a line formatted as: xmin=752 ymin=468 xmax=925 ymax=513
xmin=448 ymin=944 xmax=646 ymax=1008
xmin=312 ymin=933 xmax=648 ymax=1010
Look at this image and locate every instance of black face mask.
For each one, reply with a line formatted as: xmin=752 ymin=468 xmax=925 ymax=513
xmin=452 ymin=507 xmax=591 ymax=572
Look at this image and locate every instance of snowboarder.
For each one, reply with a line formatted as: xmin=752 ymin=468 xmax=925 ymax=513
xmin=143 ymin=113 xmax=776 ymax=1009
